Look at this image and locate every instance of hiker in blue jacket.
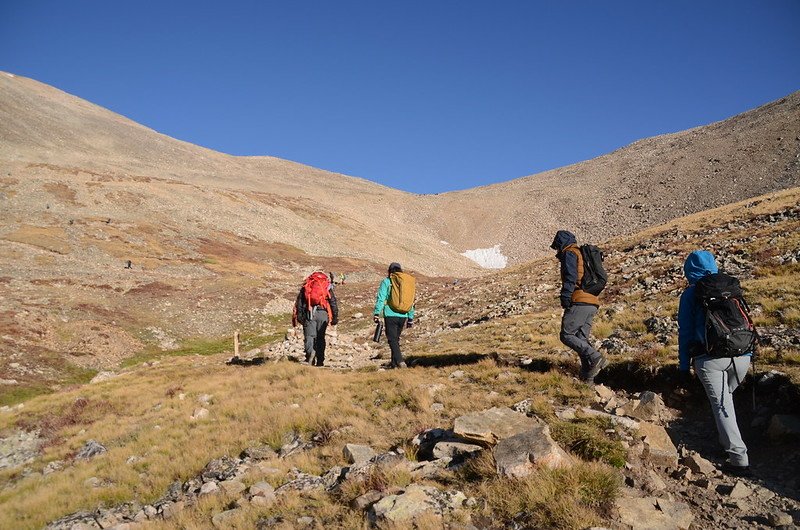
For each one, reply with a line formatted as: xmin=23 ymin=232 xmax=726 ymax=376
xmin=373 ymin=263 xmax=415 ymax=368
xmin=678 ymin=250 xmax=751 ymax=475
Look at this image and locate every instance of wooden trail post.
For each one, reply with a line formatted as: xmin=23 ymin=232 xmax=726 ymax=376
xmin=234 ymin=330 xmax=240 ymax=357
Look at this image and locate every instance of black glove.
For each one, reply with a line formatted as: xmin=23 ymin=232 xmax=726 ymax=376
xmin=406 ymin=319 xmax=414 ymax=328
xmin=373 ymin=315 xmax=380 ymax=323
xmin=560 ymin=298 xmax=572 ymax=309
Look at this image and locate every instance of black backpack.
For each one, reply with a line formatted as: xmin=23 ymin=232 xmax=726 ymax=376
xmin=579 ymin=244 xmax=608 ymax=296
xmin=695 ymin=273 xmax=758 ymax=358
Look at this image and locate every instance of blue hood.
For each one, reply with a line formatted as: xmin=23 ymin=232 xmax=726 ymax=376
xmin=683 ymin=250 xmax=718 ymax=284
xmin=551 ymin=230 xmax=577 ymax=252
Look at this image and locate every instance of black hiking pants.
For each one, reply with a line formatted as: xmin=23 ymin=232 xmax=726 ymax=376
xmin=303 ymin=308 xmax=329 ymax=366
xmin=384 ymin=316 xmax=407 ymax=367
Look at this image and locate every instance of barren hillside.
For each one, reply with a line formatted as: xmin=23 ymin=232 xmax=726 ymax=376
xmin=1 ymin=71 xmax=799 ymax=384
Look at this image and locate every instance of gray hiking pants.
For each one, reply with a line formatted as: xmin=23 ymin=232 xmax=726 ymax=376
xmin=303 ymin=308 xmax=329 ymax=366
xmin=560 ymin=304 xmax=602 ymax=368
xmin=694 ymin=355 xmax=751 ymax=467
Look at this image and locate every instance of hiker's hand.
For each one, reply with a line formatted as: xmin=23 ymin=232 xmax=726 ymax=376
xmin=292 ymin=318 xmax=298 ymax=328
xmin=406 ymin=319 xmax=414 ymax=328
xmin=373 ymin=315 xmax=380 ymax=323
xmin=560 ymin=298 xmax=571 ymax=309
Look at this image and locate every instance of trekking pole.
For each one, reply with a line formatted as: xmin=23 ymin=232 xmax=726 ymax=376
xmin=751 ymin=357 xmax=756 ymax=412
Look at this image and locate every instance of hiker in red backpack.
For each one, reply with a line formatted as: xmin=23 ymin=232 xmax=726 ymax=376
xmin=551 ymin=230 xmax=608 ymax=384
xmin=292 ymin=271 xmax=339 ymax=367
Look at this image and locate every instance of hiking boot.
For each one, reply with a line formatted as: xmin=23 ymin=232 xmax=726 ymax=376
xmin=585 ymin=356 xmax=608 ymax=382
xmin=399 ymin=362 xmax=407 ymax=368
xmin=721 ymin=462 xmax=751 ymax=477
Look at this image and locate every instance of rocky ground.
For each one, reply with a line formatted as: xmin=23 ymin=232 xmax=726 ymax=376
xmin=37 ymin=374 xmax=800 ymax=529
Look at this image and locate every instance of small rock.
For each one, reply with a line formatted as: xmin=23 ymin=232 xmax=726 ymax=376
xmin=198 ymin=394 xmax=213 ymax=405
xmin=161 ymin=501 xmax=184 ymax=520
xmin=90 ymin=371 xmax=116 ymax=384
xmin=767 ymin=510 xmax=793 ymax=527
xmin=594 ymin=384 xmax=615 ymax=402
xmin=249 ymin=481 xmax=275 ymax=498
xmin=84 ymin=477 xmax=102 ymax=488
xmin=343 ymin=444 xmax=376 ymax=464
xmin=200 ymin=482 xmax=219 ymax=495
xmin=211 ymin=509 xmax=241 ymax=528
xmin=76 ymin=440 xmax=107 ymax=460
xmin=494 ymin=425 xmax=573 ymax=477
xmin=191 ymin=408 xmax=209 ymax=421
xmin=631 ymin=391 xmax=666 ymax=422
xmin=220 ymin=480 xmax=247 ymax=496
xmin=431 ymin=403 xmax=445 ymax=412
xmin=616 ymin=496 xmax=694 ymax=530
xmin=432 ymin=441 xmax=483 ymax=460
xmin=646 ymin=469 xmax=667 ymax=492
xmin=350 ymin=490 xmax=383 ymax=511
xmin=729 ymin=480 xmax=752 ymax=500
xmin=454 ymin=407 xmax=540 ymax=445
xmin=767 ymin=414 xmax=800 ymax=440
xmin=242 ymin=445 xmax=278 ymax=461
xmin=682 ymin=453 xmax=716 ymax=475
xmin=296 ymin=516 xmax=315 ymax=527
xmin=638 ymin=421 xmax=678 ymax=467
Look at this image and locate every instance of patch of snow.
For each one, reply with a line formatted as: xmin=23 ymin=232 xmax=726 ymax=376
xmin=6 ymin=73 xmax=15 ymax=78
xmin=462 ymin=245 xmax=508 ymax=269
xmin=440 ymin=240 xmax=449 ymax=245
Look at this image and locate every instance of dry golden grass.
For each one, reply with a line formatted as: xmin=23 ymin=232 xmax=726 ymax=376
xmin=0 ymin=353 xmax=596 ymax=529
xmin=470 ymin=462 xmax=620 ymax=529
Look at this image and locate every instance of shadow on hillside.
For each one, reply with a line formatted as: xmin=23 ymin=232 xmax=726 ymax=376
xmin=601 ymin=359 xmax=800 ymax=500
xmin=225 ymin=356 xmax=266 ymax=367
xmin=407 ymin=352 xmax=488 ymax=368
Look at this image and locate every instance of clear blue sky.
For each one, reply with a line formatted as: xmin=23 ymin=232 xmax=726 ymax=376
xmin=2 ymin=1 xmax=799 ymax=194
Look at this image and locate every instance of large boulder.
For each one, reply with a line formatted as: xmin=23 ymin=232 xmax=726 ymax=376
xmin=453 ymin=407 xmax=539 ymax=445
xmin=494 ymin=425 xmax=573 ymax=478
xmin=637 ymin=422 xmax=678 ymax=467
xmin=370 ymin=484 xmax=466 ymax=524
xmin=616 ymin=496 xmax=694 ymax=530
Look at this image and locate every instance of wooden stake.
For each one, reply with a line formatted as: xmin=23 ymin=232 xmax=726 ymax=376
xmin=234 ymin=329 xmax=240 ymax=357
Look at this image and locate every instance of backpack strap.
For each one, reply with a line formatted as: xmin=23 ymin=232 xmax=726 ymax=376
xmin=565 ymin=245 xmax=584 ymax=286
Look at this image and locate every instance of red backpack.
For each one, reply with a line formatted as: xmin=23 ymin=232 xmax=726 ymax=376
xmin=303 ymin=272 xmax=333 ymax=321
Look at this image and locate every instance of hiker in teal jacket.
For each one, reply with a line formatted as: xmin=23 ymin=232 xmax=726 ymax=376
xmin=374 ymin=262 xmax=415 ymax=368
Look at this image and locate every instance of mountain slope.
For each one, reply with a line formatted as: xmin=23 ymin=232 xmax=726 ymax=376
xmin=423 ymin=91 xmax=800 ymax=263
xmin=1 ymin=71 xmax=799 ymax=378
xmin=2 ymin=71 xmax=799 ymax=274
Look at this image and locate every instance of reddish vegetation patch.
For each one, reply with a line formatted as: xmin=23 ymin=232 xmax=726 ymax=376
xmin=42 ymin=182 xmax=81 ymax=205
xmin=16 ymin=397 xmax=117 ymax=448
xmin=126 ymin=281 xmax=179 ymax=296
xmin=30 ymin=278 xmax=77 ymax=286
xmin=0 ymin=276 xmax=11 ymax=284
xmin=104 ymin=190 xmax=144 ymax=208
xmin=73 ymin=303 xmax=120 ymax=321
